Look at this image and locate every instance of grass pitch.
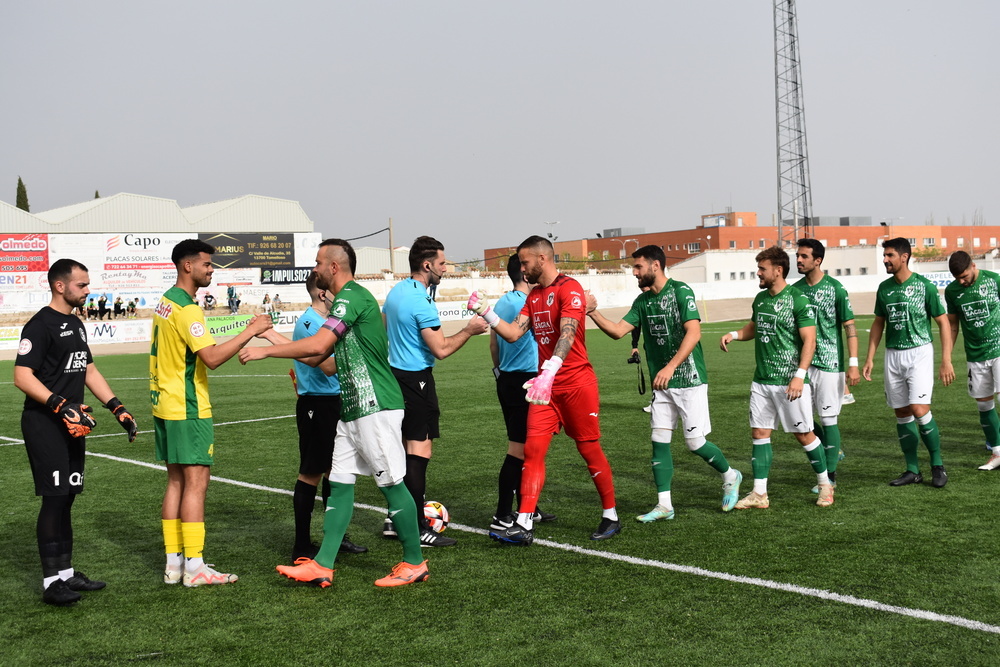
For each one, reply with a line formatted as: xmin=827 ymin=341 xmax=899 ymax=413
xmin=2 ymin=315 xmax=1000 ymax=665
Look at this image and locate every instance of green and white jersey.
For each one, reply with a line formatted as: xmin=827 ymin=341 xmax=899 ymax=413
xmin=792 ymin=274 xmax=855 ymax=372
xmin=327 ymin=280 xmax=404 ymax=422
xmin=945 ymin=269 xmax=1000 ymax=362
xmin=623 ymin=279 xmax=706 ymax=388
xmin=751 ymin=285 xmax=815 ymax=385
xmin=874 ymin=273 xmax=945 ymax=350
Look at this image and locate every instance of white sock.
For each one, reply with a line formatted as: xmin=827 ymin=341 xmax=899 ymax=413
xmin=185 ymin=556 xmax=205 ymax=572
xmin=816 ymin=471 xmax=831 ymax=485
xmin=517 ymin=512 xmax=534 ymax=530
xmin=753 ymin=478 xmax=768 ymax=495
xmin=602 ymin=507 xmax=619 ymax=521
xmin=993 ymin=446 xmax=1000 ymax=456
xmin=722 ymin=467 xmax=738 ymax=484
xmin=656 ymin=491 xmax=672 ymax=510
xmin=58 ymin=568 xmax=74 ymax=581
xmin=43 ymin=575 xmax=60 ymax=590
xmin=166 ymin=552 xmax=182 ymax=568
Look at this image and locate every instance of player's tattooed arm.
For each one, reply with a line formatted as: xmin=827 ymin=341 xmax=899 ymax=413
xmin=843 ymin=319 xmax=860 ymax=385
xmin=843 ymin=321 xmax=857 ymax=339
xmin=552 ymin=317 xmax=579 ymax=360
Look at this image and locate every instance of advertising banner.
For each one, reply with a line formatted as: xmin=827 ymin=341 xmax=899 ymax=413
xmin=0 ymin=233 xmax=49 ymax=272
xmin=49 ymin=233 xmax=190 ymax=272
xmin=199 ymin=233 xmax=295 ymax=268
xmin=0 ymin=324 xmax=22 ymax=351
xmin=84 ymin=319 xmax=152 ymax=345
xmin=206 ymin=311 xmax=300 ymax=337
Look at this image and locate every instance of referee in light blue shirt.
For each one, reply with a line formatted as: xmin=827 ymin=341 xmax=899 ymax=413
xmin=382 ymin=236 xmax=487 ymax=547
xmin=257 ymin=272 xmax=366 ymax=559
xmin=487 ymin=254 xmax=556 ymax=532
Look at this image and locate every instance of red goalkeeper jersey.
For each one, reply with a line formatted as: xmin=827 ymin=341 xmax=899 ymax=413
xmin=520 ymin=274 xmax=595 ymax=389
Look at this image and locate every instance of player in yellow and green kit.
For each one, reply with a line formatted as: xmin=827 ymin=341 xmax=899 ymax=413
xmin=863 ymin=237 xmax=954 ymax=487
xmin=151 ymin=239 xmax=273 ymax=587
xmin=793 ymin=239 xmax=860 ymax=492
xmin=586 ymin=245 xmax=742 ymax=519
xmin=945 ymin=250 xmax=1000 ymax=471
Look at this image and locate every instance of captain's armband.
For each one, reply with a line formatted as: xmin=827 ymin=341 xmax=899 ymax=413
xmin=322 ymin=317 xmax=349 ymax=338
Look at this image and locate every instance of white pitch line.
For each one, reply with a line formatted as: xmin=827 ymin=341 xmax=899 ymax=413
xmin=80 ymin=449 xmax=1000 ymax=636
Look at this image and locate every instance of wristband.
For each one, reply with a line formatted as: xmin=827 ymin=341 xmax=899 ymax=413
xmin=794 ymin=368 xmax=807 ymax=379
xmin=848 ymin=357 xmax=859 ymax=367
xmin=729 ymin=331 xmax=740 ymax=341
xmin=541 ymin=356 xmax=564 ymax=374
xmin=482 ymin=309 xmax=500 ymax=328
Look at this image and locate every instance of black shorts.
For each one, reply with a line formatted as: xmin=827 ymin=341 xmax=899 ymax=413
xmin=22 ymin=410 xmax=85 ymax=496
xmin=496 ymin=371 xmax=533 ymax=444
xmin=391 ymin=367 xmax=440 ymax=441
xmin=296 ymin=394 xmax=341 ymax=476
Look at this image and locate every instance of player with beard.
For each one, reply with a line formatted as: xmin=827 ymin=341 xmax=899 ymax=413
xmin=382 ymin=236 xmax=487 ymax=547
xmin=720 ymin=246 xmax=834 ymax=509
xmin=468 ymin=235 xmax=620 ymax=545
xmin=152 ymin=239 xmax=273 ymax=587
xmin=793 ymin=239 xmax=860 ymax=492
xmin=586 ymin=245 xmax=742 ymax=520
xmin=863 ymin=237 xmax=954 ymax=487
xmin=15 ymin=259 xmax=138 ymax=605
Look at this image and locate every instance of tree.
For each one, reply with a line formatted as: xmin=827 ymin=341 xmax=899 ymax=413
xmin=16 ymin=176 xmax=29 ymax=212
xmin=94 ymin=190 xmax=100 ymax=199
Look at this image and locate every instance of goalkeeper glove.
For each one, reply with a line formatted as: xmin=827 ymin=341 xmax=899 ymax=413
xmin=46 ymin=394 xmax=96 ymax=439
xmin=105 ymin=397 xmax=138 ymax=442
xmin=523 ymin=357 xmax=563 ymax=405
xmin=467 ymin=290 xmax=500 ymax=328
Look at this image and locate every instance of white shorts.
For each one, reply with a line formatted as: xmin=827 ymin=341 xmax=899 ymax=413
xmin=649 ymin=384 xmax=711 ymax=439
xmin=808 ymin=367 xmax=845 ymax=420
xmin=967 ymin=357 xmax=1000 ymax=399
xmin=750 ymin=381 xmax=814 ymax=433
xmin=331 ymin=409 xmax=407 ymax=487
xmin=884 ymin=344 xmax=934 ymax=409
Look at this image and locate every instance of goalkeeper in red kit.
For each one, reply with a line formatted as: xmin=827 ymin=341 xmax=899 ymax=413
xmin=468 ymin=235 xmax=620 ymax=545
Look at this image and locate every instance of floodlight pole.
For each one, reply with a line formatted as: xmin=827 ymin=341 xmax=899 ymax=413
xmin=389 ymin=217 xmax=395 ymax=275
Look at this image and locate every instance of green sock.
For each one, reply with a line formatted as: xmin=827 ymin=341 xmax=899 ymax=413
xmin=821 ymin=424 xmax=841 ymax=473
xmin=380 ymin=483 xmax=423 ymax=565
xmin=691 ymin=441 xmax=729 ymax=474
xmin=751 ymin=441 xmax=773 ymax=480
xmin=813 ymin=422 xmax=826 ymax=445
xmin=918 ymin=416 xmax=944 ymax=467
xmin=897 ymin=420 xmax=921 ymax=473
xmin=803 ymin=439 xmax=828 ymax=474
xmin=979 ymin=408 xmax=1000 ymax=448
xmin=651 ymin=441 xmax=674 ymax=493
xmin=315 ymin=482 xmax=355 ymax=568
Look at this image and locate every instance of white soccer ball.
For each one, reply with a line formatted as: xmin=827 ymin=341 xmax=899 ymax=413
xmin=423 ymin=501 xmax=450 ymax=533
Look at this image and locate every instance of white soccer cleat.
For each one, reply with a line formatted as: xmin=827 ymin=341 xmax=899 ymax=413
xmin=164 ymin=565 xmax=182 ymax=585
xmin=734 ymin=491 xmax=769 ymax=510
xmin=183 ymin=564 xmax=238 ymax=588
xmin=978 ymin=454 xmax=1000 ymax=471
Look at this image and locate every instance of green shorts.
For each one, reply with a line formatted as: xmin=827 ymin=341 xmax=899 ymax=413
xmin=154 ymin=416 xmax=215 ymax=465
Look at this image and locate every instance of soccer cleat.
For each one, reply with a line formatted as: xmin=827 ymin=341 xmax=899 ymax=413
xmin=842 ymin=393 xmax=856 ymax=405
xmin=978 ymin=455 xmax=1000 ymax=471
xmin=816 ymin=484 xmax=835 ymax=507
xmin=374 ymin=560 xmax=429 ymax=587
xmin=43 ymin=579 xmax=82 ymax=606
xmin=183 ymin=564 xmax=238 ymax=588
xmin=642 ymin=404 xmax=652 ymax=413
xmin=722 ymin=469 xmax=743 ymax=512
xmin=734 ymin=491 xmax=769 ymax=510
xmin=339 ymin=534 xmax=368 ymax=554
xmin=532 ymin=508 xmax=558 ymax=523
xmin=591 ymin=517 xmax=622 ymax=540
xmin=419 ymin=529 xmax=457 ymax=547
xmin=931 ymin=465 xmax=948 ymax=488
xmin=65 ymin=571 xmax=106 ymax=592
xmin=838 ymin=447 xmax=846 ymax=461
xmin=382 ymin=517 xmax=397 ymax=539
xmin=811 ymin=481 xmax=838 ymax=494
xmin=889 ymin=471 xmax=923 ymax=486
xmin=489 ymin=522 xmax=534 ymax=546
xmin=163 ymin=565 xmax=182 ymax=585
xmin=276 ymin=558 xmax=334 ymax=588
xmin=636 ymin=505 xmax=675 ymax=523
xmin=489 ymin=512 xmax=517 ymax=531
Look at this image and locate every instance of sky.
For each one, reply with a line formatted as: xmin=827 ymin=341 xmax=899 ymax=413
xmin=3 ymin=1 xmax=998 ymax=264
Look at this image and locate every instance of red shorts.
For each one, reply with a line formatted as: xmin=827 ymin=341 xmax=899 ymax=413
xmin=526 ymin=381 xmax=601 ymax=442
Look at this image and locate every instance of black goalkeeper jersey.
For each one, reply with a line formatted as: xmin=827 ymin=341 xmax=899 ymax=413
xmin=15 ymin=307 xmax=93 ymax=411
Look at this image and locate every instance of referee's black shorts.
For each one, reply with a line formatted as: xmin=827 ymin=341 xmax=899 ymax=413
xmin=391 ymin=367 xmax=440 ymax=441
xmin=296 ymin=394 xmax=341 ymax=476
xmin=21 ymin=410 xmax=85 ymax=496
xmin=496 ymin=371 xmax=534 ymax=444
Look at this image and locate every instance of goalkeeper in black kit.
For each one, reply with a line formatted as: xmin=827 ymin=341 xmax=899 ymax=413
xmin=13 ymin=259 xmax=138 ymax=606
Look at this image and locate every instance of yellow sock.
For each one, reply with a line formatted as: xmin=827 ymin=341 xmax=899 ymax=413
xmin=181 ymin=522 xmax=206 ymax=560
xmin=162 ymin=518 xmax=183 ymax=554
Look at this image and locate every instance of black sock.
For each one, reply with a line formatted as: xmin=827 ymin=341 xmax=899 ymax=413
xmin=321 ymin=477 xmax=331 ymax=505
xmin=404 ymin=454 xmax=429 ymax=530
xmin=37 ymin=495 xmax=72 ymax=577
xmin=497 ymin=454 xmax=523 ymax=517
xmin=292 ymin=480 xmax=317 ymax=549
